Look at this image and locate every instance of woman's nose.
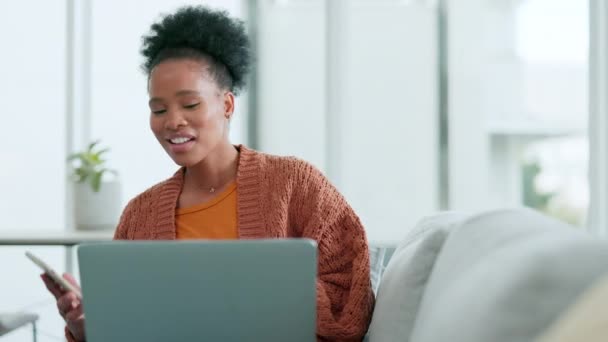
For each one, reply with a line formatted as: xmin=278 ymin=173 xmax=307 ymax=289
xmin=164 ymin=110 xmax=188 ymax=130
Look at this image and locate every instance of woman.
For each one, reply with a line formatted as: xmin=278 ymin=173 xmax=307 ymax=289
xmin=42 ymin=6 xmax=374 ymax=341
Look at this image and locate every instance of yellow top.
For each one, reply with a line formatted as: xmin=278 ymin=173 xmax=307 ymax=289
xmin=175 ymin=181 xmax=238 ymax=239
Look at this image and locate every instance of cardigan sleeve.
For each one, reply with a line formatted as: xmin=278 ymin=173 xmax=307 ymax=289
xmin=292 ymin=161 xmax=375 ymax=341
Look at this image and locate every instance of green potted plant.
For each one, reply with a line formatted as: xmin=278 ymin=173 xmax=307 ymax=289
xmin=68 ymin=140 xmax=121 ymax=231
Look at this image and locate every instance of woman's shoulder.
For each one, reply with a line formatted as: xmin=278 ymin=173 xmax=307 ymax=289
xmin=246 ymin=149 xmax=331 ymax=193
xmin=243 ymin=146 xmax=324 ymax=179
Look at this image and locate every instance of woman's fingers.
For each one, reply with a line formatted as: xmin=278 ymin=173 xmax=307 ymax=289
xmin=57 ymin=292 xmax=80 ymax=318
xmin=65 ymin=304 xmax=86 ymax=341
xmin=42 ymin=272 xmax=86 ymax=340
xmin=62 ymin=273 xmax=82 ymax=291
xmin=41 ymin=274 xmax=65 ymax=299
xmin=65 ymin=305 xmax=84 ymax=322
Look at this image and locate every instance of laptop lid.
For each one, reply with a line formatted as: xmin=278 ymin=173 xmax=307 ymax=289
xmin=77 ymin=239 xmax=317 ymax=342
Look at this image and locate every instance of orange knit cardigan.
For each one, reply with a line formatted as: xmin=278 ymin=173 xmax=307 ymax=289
xmin=67 ymin=145 xmax=374 ymax=341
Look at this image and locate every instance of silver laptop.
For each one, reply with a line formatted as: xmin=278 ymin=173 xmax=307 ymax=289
xmin=77 ymin=239 xmax=317 ymax=342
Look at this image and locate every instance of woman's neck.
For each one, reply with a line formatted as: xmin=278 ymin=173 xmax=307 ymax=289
xmin=184 ymin=142 xmax=239 ymax=191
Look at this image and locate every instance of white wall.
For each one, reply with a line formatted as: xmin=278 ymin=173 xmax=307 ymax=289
xmin=256 ymin=0 xmax=328 ymax=171
xmin=336 ymin=1 xmax=439 ymax=243
xmin=0 ymin=2 xmax=69 ymax=341
xmin=589 ymin=0 xmax=608 ymax=235
xmin=256 ymin=0 xmax=439 ymax=243
xmin=0 ymin=1 xmax=67 ymax=230
xmin=447 ymin=0 xmax=496 ymax=212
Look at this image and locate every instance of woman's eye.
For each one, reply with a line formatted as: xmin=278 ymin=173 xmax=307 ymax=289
xmin=152 ymin=109 xmax=166 ymax=115
xmin=184 ymin=103 xmax=200 ymax=110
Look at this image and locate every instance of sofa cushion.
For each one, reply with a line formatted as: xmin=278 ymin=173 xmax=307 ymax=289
xmin=366 ymin=212 xmax=468 ymax=342
xmin=409 ymin=208 xmax=608 ymax=342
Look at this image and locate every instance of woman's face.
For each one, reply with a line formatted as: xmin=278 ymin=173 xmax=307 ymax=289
xmin=148 ymin=59 xmax=234 ymax=167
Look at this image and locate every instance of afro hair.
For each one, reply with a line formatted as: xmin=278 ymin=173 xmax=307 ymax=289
xmin=141 ymin=6 xmax=251 ymax=95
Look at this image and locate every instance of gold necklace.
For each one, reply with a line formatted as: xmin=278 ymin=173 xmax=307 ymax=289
xmin=202 ymin=179 xmax=233 ymax=193
xmin=185 ymin=170 xmax=234 ymax=194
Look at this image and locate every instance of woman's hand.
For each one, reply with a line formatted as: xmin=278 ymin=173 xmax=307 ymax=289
xmin=41 ymin=273 xmax=86 ymax=341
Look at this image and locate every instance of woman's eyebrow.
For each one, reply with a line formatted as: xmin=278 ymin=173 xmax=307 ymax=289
xmin=175 ymin=90 xmax=200 ymax=97
xmin=149 ymin=90 xmax=200 ymax=105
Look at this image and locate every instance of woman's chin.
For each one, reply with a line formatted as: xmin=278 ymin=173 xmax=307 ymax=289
xmin=164 ymin=144 xmax=212 ymax=167
xmin=169 ymin=154 xmax=202 ymax=168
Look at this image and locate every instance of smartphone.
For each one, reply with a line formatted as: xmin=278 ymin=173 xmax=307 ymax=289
xmin=25 ymin=251 xmax=82 ymax=299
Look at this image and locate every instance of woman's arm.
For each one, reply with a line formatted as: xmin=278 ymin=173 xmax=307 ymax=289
xmin=314 ymin=212 xmax=375 ymax=341
xmin=293 ymin=162 xmax=375 ymax=341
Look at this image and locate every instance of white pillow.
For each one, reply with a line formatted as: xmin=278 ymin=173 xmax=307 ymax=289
xmin=366 ymin=212 xmax=468 ymax=342
xmin=409 ymin=208 xmax=608 ymax=342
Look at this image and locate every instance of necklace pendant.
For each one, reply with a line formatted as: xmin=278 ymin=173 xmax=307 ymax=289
xmin=209 ymin=187 xmax=215 ymax=193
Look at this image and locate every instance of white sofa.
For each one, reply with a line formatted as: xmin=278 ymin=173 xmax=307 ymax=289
xmin=367 ymin=208 xmax=608 ymax=342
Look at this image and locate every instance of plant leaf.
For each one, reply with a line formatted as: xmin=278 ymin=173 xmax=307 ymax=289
xmin=87 ymin=140 xmax=100 ymax=153
xmin=99 ymin=168 xmax=118 ymax=179
xmin=97 ymin=148 xmax=110 ymax=156
xmin=67 ymin=152 xmax=83 ymax=162
xmin=69 ymin=140 xmax=113 ymax=186
xmin=90 ymin=170 xmax=103 ymax=192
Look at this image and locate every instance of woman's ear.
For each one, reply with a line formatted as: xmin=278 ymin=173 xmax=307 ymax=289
xmin=223 ymin=91 xmax=235 ymax=119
